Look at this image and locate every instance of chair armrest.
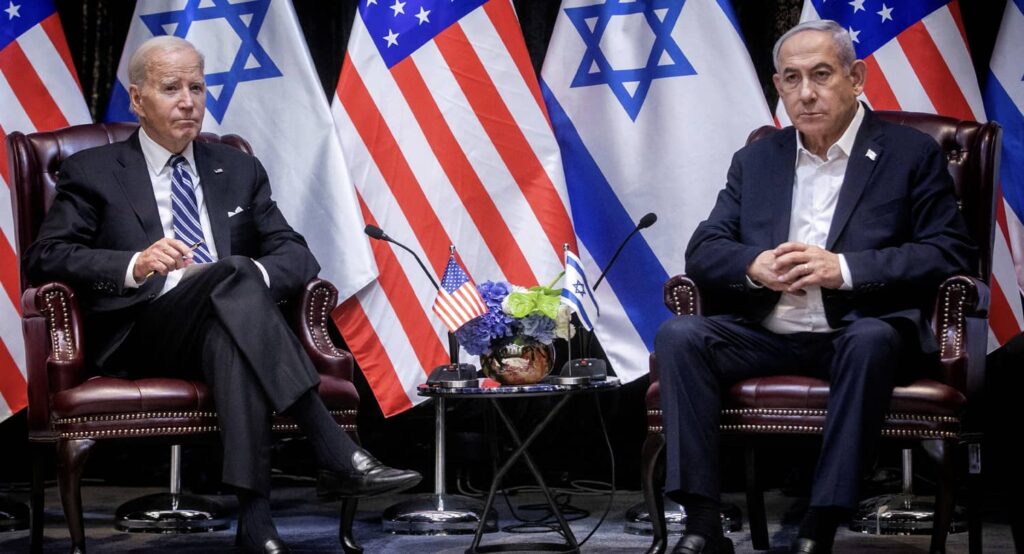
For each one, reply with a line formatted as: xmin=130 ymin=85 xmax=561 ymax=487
xmin=21 ymin=282 xmax=85 ymax=437
xmin=287 ymin=278 xmax=354 ymax=382
xmin=663 ymin=274 xmax=702 ymax=316
xmin=930 ymin=275 xmax=989 ymax=437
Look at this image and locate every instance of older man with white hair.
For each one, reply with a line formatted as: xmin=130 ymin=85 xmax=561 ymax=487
xmin=25 ymin=36 xmax=420 ymax=553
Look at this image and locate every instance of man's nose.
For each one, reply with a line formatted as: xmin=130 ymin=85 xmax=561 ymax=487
xmin=178 ymin=89 xmax=194 ymax=109
xmin=798 ymin=78 xmax=816 ymax=102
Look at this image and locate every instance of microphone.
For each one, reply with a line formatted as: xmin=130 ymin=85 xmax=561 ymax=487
xmin=592 ymin=212 xmax=657 ymax=290
xmin=364 ymin=224 xmax=477 ymax=386
xmin=364 ymin=225 xmax=439 ymax=291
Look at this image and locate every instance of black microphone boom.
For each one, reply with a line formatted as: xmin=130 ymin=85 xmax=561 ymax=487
xmin=592 ymin=212 xmax=657 ymax=290
xmin=364 ymin=224 xmax=439 ymax=291
xmin=364 ymin=225 xmax=476 ymax=386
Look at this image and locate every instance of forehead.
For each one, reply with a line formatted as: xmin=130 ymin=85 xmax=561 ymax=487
xmin=777 ymin=30 xmax=841 ymax=71
xmin=146 ymin=48 xmax=204 ymax=82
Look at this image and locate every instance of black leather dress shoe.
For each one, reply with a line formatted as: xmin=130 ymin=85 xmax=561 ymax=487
xmin=318 ymin=449 xmax=422 ymax=498
xmin=792 ymin=537 xmax=828 ymax=553
xmin=672 ymin=533 xmax=735 ymax=554
xmin=235 ymin=536 xmax=291 ymax=553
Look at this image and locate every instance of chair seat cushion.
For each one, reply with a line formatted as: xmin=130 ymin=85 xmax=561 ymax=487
xmin=646 ymin=375 xmax=966 ymax=440
xmin=51 ymin=375 xmax=359 ymax=439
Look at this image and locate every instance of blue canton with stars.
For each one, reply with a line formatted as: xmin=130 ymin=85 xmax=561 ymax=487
xmin=361 ymin=0 xmax=487 ymax=69
xmin=566 ymin=0 xmax=695 ymax=121
xmin=139 ymin=0 xmax=282 ymax=123
xmin=811 ymin=0 xmax=949 ymax=59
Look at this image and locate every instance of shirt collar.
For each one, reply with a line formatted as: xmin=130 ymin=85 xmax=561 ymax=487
xmin=795 ymin=102 xmax=865 ymax=163
xmin=138 ymin=127 xmax=196 ymax=176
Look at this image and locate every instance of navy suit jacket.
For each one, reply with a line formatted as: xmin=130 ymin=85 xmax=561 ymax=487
xmin=685 ymin=108 xmax=976 ymax=352
xmin=23 ymin=130 xmax=320 ymax=368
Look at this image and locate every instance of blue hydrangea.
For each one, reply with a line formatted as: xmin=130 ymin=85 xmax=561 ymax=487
xmin=519 ymin=314 xmax=555 ymax=344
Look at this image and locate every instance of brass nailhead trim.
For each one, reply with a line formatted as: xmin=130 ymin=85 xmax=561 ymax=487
xmin=647 ymin=424 xmax=956 ymax=439
xmin=44 ymin=291 xmax=74 ymax=361
xmin=939 ymin=283 xmax=966 ymax=358
xmin=669 ymin=285 xmax=696 ymax=316
xmin=59 ymin=423 xmax=358 ymax=439
xmin=307 ymin=287 xmax=341 ymax=356
xmin=55 ymin=409 xmax=357 ymax=425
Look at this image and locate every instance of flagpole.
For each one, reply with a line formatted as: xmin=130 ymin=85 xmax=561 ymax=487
xmin=563 ymin=243 xmax=573 ymax=366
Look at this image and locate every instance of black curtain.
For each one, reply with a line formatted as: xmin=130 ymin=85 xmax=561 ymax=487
xmin=56 ymin=1 xmax=1008 ymax=123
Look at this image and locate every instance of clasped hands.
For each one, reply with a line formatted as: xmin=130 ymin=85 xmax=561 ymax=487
xmin=746 ymin=242 xmax=843 ymax=295
xmin=132 ymin=238 xmax=202 ymax=282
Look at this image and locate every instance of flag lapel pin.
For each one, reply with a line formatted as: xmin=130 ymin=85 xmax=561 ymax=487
xmin=866 ymin=149 xmax=877 ymax=161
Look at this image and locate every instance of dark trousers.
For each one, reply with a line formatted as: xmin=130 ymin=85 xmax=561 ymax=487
xmin=655 ymin=314 xmax=904 ymax=509
xmin=109 ymin=256 xmax=320 ymax=495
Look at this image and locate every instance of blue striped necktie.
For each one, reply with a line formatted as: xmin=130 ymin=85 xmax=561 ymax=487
xmin=168 ymin=155 xmax=214 ymax=264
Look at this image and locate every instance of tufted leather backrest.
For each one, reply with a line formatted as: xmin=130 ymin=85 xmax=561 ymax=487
xmin=6 ymin=122 xmax=254 ymax=292
xmin=747 ymin=111 xmax=1001 ymax=282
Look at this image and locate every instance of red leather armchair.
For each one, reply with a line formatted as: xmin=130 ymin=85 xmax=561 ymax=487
xmin=7 ymin=123 xmax=363 ymax=553
xmin=640 ymin=111 xmax=998 ymax=554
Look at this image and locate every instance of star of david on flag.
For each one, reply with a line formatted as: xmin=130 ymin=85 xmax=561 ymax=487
xmin=561 ymin=249 xmax=599 ymax=331
xmin=565 ymin=0 xmax=695 ymax=121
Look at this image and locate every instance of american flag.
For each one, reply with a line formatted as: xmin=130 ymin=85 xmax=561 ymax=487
xmin=0 ymin=0 xmax=90 ymax=421
xmin=433 ymin=254 xmax=487 ymax=332
xmin=331 ymin=0 xmax=575 ymax=415
xmin=784 ymin=0 xmax=1024 ymax=349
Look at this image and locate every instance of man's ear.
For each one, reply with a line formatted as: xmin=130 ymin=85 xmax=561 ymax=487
xmin=849 ymin=60 xmax=867 ymax=96
xmin=128 ymin=84 xmax=143 ymax=117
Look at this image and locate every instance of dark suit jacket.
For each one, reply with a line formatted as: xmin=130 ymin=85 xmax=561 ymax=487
xmin=685 ymin=108 xmax=976 ymax=352
xmin=23 ymin=130 xmax=320 ymax=368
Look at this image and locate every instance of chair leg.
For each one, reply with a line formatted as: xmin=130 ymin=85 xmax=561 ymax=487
xmin=745 ymin=446 xmax=769 ymax=551
xmin=927 ymin=439 xmax=955 ymax=554
xmin=641 ymin=432 xmax=667 ymax=554
xmin=339 ymin=498 xmax=362 ymax=554
xmin=30 ymin=443 xmax=48 ymax=554
xmin=57 ymin=439 xmax=95 ymax=554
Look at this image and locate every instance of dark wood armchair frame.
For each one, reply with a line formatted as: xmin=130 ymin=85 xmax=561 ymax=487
xmin=7 ymin=123 xmax=365 ymax=554
xmin=640 ymin=111 xmax=999 ymax=554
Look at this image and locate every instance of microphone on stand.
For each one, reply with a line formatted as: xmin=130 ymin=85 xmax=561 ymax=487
xmin=364 ymin=225 xmax=477 ymax=387
xmin=551 ymin=213 xmax=658 ymax=385
xmin=593 ymin=212 xmax=657 ymax=290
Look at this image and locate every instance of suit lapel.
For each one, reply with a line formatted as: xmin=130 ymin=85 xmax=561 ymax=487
xmin=770 ymin=130 xmax=797 ymax=246
xmin=194 ymin=142 xmax=231 ymax=258
xmin=114 ymin=133 xmax=163 ymax=245
xmin=826 ymin=111 xmax=884 ymax=249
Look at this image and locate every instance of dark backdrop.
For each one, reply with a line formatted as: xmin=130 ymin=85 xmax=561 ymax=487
xmin=1 ymin=0 xmax=1011 ymax=500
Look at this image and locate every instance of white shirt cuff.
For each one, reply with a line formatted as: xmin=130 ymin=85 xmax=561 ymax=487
xmin=838 ymin=254 xmax=853 ymax=290
xmin=252 ymin=259 xmax=270 ymax=288
xmin=124 ymin=252 xmax=144 ymax=288
xmin=745 ymin=275 xmax=765 ymax=289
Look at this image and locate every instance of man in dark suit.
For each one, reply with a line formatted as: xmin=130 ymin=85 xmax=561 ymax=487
xmin=24 ymin=36 xmax=420 ymax=553
xmin=655 ymin=20 xmax=975 ymax=554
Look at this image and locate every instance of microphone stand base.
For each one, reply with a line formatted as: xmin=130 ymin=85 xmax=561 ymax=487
xmin=547 ymin=358 xmax=607 ymax=386
xmin=426 ymin=363 xmax=479 ymax=388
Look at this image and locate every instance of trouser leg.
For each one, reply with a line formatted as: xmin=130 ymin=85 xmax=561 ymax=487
xmin=655 ymin=315 xmax=802 ymax=502
xmin=811 ymin=317 xmax=902 ymax=508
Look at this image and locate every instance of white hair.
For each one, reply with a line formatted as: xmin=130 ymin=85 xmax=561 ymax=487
xmin=127 ymin=35 xmax=204 ymax=87
xmin=772 ymin=19 xmax=856 ymax=72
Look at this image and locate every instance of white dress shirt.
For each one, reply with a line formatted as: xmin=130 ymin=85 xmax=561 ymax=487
xmin=124 ymin=128 xmax=268 ymax=295
xmin=761 ymin=104 xmax=862 ymax=334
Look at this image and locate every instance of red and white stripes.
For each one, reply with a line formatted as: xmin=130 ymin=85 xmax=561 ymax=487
xmin=0 ymin=9 xmax=91 ymax=421
xmin=331 ymin=1 xmax=574 ymax=416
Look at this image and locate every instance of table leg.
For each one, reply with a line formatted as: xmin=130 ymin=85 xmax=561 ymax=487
xmin=466 ymin=395 xmax=579 ymax=553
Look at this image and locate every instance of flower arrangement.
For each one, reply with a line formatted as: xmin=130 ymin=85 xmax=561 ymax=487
xmin=455 ymin=280 xmax=572 ymax=356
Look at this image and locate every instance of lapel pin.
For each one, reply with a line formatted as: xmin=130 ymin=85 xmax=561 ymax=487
xmin=213 ymin=168 xmax=224 ymax=174
xmin=866 ymin=149 xmax=877 ymax=161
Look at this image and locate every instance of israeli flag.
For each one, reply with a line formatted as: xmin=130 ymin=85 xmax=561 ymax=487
xmin=105 ymin=0 xmax=375 ymax=301
xmin=561 ymin=249 xmax=600 ymax=331
xmin=984 ymin=0 xmax=1024 ymax=307
xmin=541 ymin=0 xmax=772 ymax=381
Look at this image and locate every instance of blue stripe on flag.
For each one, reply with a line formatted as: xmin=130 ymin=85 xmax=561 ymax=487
xmin=714 ymin=0 xmax=742 ymax=38
xmin=561 ymin=289 xmax=595 ymax=330
xmin=984 ymin=69 xmax=1024 ymax=224
xmin=1015 ymin=0 xmax=1024 ymax=16
xmin=541 ymin=79 xmax=670 ymax=352
xmin=104 ymin=82 xmax=138 ymax=123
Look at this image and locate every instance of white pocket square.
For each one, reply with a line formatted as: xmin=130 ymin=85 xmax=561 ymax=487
xmin=228 ymin=206 xmax=245 ymax=217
